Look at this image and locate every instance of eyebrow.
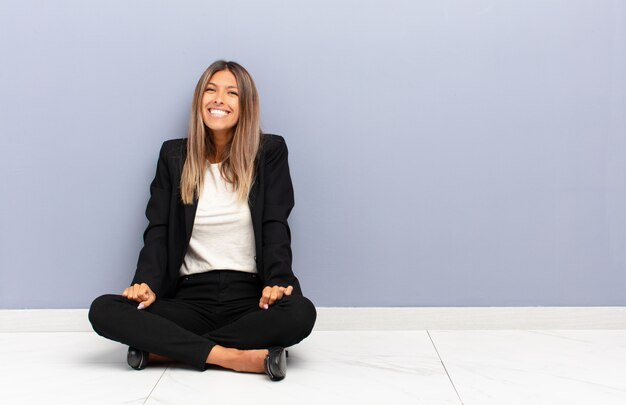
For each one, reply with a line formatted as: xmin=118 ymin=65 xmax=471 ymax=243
xmin=207 ymin=82 xmax=239 ymax=90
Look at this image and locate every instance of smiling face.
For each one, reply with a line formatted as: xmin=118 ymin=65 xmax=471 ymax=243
xmin=201 ymin=69 xmax=240 ymax=137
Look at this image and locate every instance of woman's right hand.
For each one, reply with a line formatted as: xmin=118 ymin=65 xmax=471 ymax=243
xmin=122 ymin=283 xmax=157 ymax=309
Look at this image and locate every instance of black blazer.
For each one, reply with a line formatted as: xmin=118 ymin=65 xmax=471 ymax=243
xmin=131 ymin=134 xmax=302 ymax=298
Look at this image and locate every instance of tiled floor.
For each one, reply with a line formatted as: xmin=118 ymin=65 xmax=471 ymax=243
xmin=1 ymin=330 xmax=626 ymax=404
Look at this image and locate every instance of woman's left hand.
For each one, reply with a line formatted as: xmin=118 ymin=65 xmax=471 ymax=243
xmin=259 ymin=285 xmax=293 ymax=309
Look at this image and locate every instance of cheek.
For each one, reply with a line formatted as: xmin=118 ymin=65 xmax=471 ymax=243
xmin=231 ymin=105 xmax=240 ymax=122
xmin=201 ymin=92 xmax=210 ymax=105
xmin=200 ymin=109 xmax=212 ymax=127
xmin=200 ymin=96 xmax=209 ymax=114
xmin=231 ymin=112 xmax=240 ymax=127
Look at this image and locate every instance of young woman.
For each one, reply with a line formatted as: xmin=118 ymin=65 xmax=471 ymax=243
xmin=88 ymin=60 xmax=316 ymax=381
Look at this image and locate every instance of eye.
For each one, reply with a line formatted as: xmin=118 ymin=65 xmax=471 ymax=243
xmin=228 ymin=91 xmax=239 ymax=96
xmin=205 ymin=87 xmax=216 ymax=93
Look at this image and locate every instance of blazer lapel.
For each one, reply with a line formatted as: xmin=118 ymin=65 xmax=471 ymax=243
xmin=178 ymin=141 xmax=198 ymax=243
xmin=248 ymin=163 xmax=263 ymax=266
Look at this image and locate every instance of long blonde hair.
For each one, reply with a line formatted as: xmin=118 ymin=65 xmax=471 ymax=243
xmin=180 ymin=60 xmax=261 ymax=204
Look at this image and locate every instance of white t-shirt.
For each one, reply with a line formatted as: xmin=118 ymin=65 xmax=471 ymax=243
xmin=179 ymin=163 xmax=256 ymax=276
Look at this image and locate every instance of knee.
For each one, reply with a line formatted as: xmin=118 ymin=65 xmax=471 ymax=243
xmin=284 ymin=295 xmax=317 ymax=341
xmin=88 ymin=294 xmax=122 ymax=333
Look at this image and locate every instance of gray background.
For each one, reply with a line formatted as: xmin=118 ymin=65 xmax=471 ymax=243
xmin=1 ymin=0 xmax=625 ymax=308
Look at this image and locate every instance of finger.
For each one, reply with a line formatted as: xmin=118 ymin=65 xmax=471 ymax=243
xmin=139 ymin=292 xmax=156 ymax=310
xmin=259 ymin=287 xmax=271 ymax=309
xmin=268 ymin=287 xmax=283 ymax=306
xmin=138 ymin=283 xmax=150 ymax=301
xmin=122 ymin=288 xmax=129 ymax=298
xmin=138 ymin=291 xmax=148 ymax=302
xmin=127 ymin=285 xmax=135 ymax=301
xmin=285 ymin=285 xmax=294 ymax=296
xmin=133 ymin=284 xmax=142 ymax=302
xmin=131 ymin=284 xmax=142 ymax=301
xmin=268 ymin=288 xmax=277 ymax=306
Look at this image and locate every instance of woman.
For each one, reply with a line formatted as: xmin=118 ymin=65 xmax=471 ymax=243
xmin=89 ymin=60 xmax=316 ymax=381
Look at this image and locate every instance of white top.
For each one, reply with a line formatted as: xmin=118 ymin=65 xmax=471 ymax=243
xmin=179 ymin=163 xmax=257 ymax=276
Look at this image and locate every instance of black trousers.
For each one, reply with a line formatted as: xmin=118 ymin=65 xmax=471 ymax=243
xmin=88 ymin=270 xmax=316 ymax=370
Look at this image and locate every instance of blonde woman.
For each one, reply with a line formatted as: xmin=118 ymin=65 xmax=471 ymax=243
xmin=89 ymin=60 xmax=316 ymax=381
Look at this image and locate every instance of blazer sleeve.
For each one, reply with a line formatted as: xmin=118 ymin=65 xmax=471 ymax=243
xmin=131 ymin=141 xmax=173 ymax=297
xmin=261 ymin=136 xmax=300 ymax=291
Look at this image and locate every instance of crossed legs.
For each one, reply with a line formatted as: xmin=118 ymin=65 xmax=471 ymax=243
xmin=88 ymin=292 xmax=316 ymax=372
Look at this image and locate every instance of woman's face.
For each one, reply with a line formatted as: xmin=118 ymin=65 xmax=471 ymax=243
xmin=201 ymin=69 xmax=240 ymax=135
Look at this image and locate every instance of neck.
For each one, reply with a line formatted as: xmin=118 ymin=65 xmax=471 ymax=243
xmin=209 ymin=129 xmax=233 ymax=163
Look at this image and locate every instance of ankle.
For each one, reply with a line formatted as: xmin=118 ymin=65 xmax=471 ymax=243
xmin=206 ymin=346 xmax=268 ymax=373
xmin=148 ymin=353 xmax=173 ymax=363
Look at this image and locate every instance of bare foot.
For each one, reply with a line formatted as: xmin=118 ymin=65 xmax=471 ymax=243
xmin=235 ymin=349 xmax=268 ymax=373
xmin=207 ymin=346 xmax=269 ymax=373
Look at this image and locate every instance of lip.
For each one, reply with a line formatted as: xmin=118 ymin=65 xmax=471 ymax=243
xmin=208 ymin=108 xmax=231 ymax=117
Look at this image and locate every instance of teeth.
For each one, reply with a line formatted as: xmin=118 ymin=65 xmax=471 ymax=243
xmin=210 ymin=109 xmax=228 ymax=117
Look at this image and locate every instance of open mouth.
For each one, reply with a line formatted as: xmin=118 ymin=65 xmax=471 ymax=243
xmin=209 ymin=108 xmax=230 ymax=117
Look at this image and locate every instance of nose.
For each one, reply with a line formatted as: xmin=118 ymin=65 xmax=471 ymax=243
xmin=213 ymin=90 xmax=225 ymax=104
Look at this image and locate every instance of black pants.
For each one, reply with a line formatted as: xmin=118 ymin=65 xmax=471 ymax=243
xmin=88 ymin=270 xmax=316 ymax=370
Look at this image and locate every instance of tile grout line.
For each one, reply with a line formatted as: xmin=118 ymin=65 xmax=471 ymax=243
xmin=143 ymin=367 xmax=168 ymax=405
xmin=427 ymin=330 xmax=465 ymax=405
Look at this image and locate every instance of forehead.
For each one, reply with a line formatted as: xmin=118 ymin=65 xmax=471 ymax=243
xmin=208 ymin=69 xmax=238 ymax=87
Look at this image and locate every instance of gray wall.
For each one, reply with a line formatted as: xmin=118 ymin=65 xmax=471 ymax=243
xmin=1 ymin=0 xmax=625 ymax=308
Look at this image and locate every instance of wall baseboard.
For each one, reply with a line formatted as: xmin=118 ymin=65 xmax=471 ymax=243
xmin=1 ymin=307 xmax=625 ymax=332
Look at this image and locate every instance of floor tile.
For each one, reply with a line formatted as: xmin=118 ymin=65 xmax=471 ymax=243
xmin=146 ymin=331 xmax=461 ymax=405
xmin=0 ymin=332 xmax=164 ymax=405
xmin=429 ymin=330 xmax=626 ymax=405
xmin=0 ymin=332 xmax=125 ymax=363
xmin=6 ymin=329 xmax=624 ymax=405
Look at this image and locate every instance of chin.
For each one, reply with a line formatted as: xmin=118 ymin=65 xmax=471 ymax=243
xmin=206 ymin=125 xmax=236 ymax=135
